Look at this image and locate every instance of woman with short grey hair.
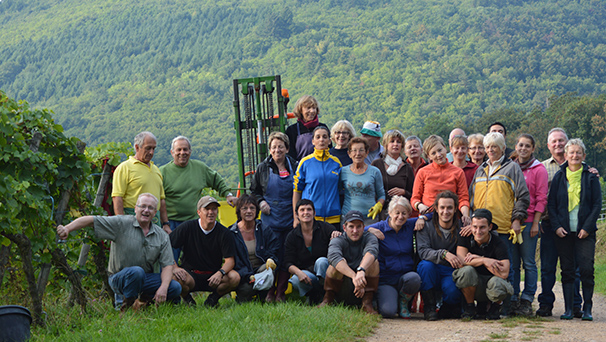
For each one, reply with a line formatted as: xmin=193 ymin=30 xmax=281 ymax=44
xmin=329 ymin=120 xmax=356 ymax=166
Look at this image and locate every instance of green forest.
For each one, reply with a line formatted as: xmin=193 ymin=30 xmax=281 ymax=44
xmin=1 ymin=0 xmax=606 ymax=185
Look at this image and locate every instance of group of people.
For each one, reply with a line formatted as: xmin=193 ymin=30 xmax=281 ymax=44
xmin=57 ymin=95 xmax=601 ymax=322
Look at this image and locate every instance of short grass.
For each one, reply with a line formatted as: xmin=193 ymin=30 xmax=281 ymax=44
xmin=31 ymin=296 xmax=379 ymax=341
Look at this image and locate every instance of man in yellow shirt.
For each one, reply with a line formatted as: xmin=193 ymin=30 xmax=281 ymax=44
xmin=112 ymin=131 xmax=170 ymax=234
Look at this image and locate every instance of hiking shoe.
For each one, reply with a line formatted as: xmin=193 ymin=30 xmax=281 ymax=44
xmin=486 ymin=302 xmax=502 ymax=320
xmin=536 ymin=304 xmax=552 ymax=317
xmin=204 ymin=292 xmax=221 ymax=307
xmin=574 ymin=307 xmax=583 ymax=318
xmin=515 ymin=299 xmax=533 ymax=316
xmin=509 ymin=300 xmax=520 ymax=316
xmin=461 ymin=304 xmax=476 ymax=320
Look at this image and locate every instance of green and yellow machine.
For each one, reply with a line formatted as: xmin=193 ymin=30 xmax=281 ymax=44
xmin=232 ymin=75 xmax=293 ymax=194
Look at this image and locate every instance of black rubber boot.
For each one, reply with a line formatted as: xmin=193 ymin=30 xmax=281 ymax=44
xmin=421 ymin=290 xmax=438 ymax=321
xmin=560 ymin=283 xmax=574 ymax=320
xmin=582 ymin=285 xmax=594 ymax=321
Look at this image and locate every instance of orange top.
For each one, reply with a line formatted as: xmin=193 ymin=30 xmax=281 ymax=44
xmin=411 ymin=162 xmax=470 ymax=210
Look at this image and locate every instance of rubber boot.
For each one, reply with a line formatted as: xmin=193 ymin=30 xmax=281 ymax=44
xmin=398 ymin=291 xmax=415 ymax=319
xmin=421 ymin=290 xmax=438 ymax=321
xmin=582 ymin=285 xmax=594 ymax=321
xmin=317 ymin=276 xmax=343 ymax=308
xmin=361 ymin=276 xmax=379 ymax=315
xmin=274 ymin=270 xmax=290 ymax=302
xmin=560 ymin=282 xmax=574 ymax=320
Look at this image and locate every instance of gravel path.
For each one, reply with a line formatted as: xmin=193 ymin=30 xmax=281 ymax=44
xmin=367 ymin=283 xmax=605 ymax=342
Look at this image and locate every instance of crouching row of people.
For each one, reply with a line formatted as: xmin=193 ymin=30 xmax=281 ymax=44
xmin=56 ymin=191 xmax=511 ymax=319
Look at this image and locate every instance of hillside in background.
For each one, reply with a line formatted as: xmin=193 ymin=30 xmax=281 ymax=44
xmin=1 ymin=0 xmax=606 ymax=185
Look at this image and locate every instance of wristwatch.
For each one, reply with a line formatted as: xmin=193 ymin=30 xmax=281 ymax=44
xmin=356 ymin=266 xmax=366 ymax=273
xmin=218 ymin=269 xmax=226 ymax=276
xmin=162 ymin=222 xmax=170 ymax=226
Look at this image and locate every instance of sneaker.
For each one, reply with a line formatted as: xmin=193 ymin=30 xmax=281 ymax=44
xmin=514 ymin=299 xmax=533 ymax=316
xmin=461 ymin=303 xmax=476 ymax=320
xmin=536 ymin=304 xmax=552 ymax=317
xmin=487 ymin=302 xmax=502 ymax=320
xmin=573 ymin=307 xmax=583 ymax=319
xmin=204 ymin=292 xmax=221 ymax=307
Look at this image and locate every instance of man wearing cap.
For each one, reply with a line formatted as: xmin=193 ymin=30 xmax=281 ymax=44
xmin=170 ymin=196 xmax=240 ymax=307
xmin=453 ymin=209 xmax=513 ymax=320
xmin=318 ymin=210 xmax=380 ymax=314
xmin=56 ymin=193 xmax=182 ymax=311
xmin=361 ymin=121 xmax=384 ymax=164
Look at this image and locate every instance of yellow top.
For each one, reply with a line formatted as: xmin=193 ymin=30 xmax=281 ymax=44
xmin=111 ymin=156 xmax=165 ymax=209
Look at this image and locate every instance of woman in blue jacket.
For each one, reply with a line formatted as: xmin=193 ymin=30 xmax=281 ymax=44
xmin=230 ymin=194 xmax=280 ymax=303
xmin=548 ymin=139 xmax=602 ymax=321
xmin=293 ymin=126 xmax=342 ymax=230
xmin=366 ymin=195 xmax=422 ymax=318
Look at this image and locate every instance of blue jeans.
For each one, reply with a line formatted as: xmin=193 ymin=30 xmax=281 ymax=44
xmin=538 ymin=220 xmax=582 ymax=308
xmin=109 ymin=266 xmax=182 ymax=302
xmin=289 ymin=257 xmax=329 ymax=296
xmin=511 ymin=223 xmax=538 ymax=302
xmin=169 ymin=220 xmax=185 ymax=264
xmin=417 ymin=260 xmax=461 ymax=305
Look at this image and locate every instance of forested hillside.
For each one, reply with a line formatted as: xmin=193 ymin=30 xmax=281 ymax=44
xmin=1 ymin=0 xmax=606 ymax=185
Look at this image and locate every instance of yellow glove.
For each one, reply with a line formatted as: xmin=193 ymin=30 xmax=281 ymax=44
xmin=516 ymin=232 xmax=523 ymax=244
xmin=508 ymin=229 xmax=517 ymax=244
xmin=266 ymin=258 xmax=277 ymax=271
xmin=368 ymin=202 xmax=383 ymax=220
xmin=249 ymin=275 xmax=255 ymax=284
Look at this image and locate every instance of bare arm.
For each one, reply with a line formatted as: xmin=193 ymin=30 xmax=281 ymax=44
xmin=154 ymin=264 xmax=174 ymax=303
xmin=289 ymin=264 xmax=311 ymax=285
xmin=57 ymin=216 xmax=96 ymax=239
xmin=113 ymin=196 xmax=124 ymax=215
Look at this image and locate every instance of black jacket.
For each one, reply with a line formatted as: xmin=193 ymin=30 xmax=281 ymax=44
xmin=229 ymin=220 xmax=280 ymax=282
xmin=547 ymin=162 xmax=602 ymax=234
xmin=283 ymin=220 xmax=335 ymax=272
xmin=250 ymin=154 xmax=298 ymax=204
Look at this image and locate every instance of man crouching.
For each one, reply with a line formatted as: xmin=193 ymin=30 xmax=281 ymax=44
xmin=318 ymin=210 xmax=380 ymax=314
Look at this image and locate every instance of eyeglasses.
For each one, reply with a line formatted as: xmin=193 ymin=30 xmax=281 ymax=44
xmin=350 ymin=149 xmax=366 ymax=154
xmin=136 ymin=204 xmax=157 ymax=211
xmin=335 ymin=131 xmax=350 ymax=136
xmin=469 ymin=146 xmax=485 ymax=151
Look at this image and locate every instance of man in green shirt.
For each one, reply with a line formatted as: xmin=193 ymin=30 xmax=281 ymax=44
xmin=160 ymin=136 xmax=237 ymax=260
xmin=57 ymin=193 xmax=181 ymax=311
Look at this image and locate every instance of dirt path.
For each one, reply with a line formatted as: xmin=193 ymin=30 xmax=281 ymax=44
xmin=367 ymin=283 xmax=605 ymax=342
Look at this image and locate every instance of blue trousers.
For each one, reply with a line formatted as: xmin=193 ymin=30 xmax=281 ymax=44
xmin=417 ymin=260 xmax=461 ymax=305
xmin=538 ymin=220 xmax=582 ymax=308
xmin=289 ymin=257 xmax=329 ymax=296
xmin=511 ymin=223 xmax=538 ymax=302
xmin=109 ymin=266 xmax=182 ymax=302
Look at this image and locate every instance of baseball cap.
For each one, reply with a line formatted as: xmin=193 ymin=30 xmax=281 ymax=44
xmin=197 ymin=196 xmax=221 ymax=210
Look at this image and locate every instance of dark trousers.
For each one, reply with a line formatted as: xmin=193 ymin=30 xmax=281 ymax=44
xmin=538 ymin=219 xmax=582 ymax=308
xmin=553 ymin=231 xmax=595 ymax=287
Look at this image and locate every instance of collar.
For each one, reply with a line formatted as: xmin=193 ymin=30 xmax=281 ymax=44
xmin=199 ymin=219 xmax=217 ymax=234
xmin=129 ymin=155 xmax=155 ymax=167
xmin=313 ymin=148 xmax=332 ymax=161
